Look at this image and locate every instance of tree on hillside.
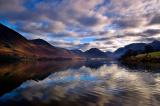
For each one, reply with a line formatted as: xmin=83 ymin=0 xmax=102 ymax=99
xmin=121 ymin=49 xmax=136 ymax=59
xmin=144 ymin=45 xmax=154 ymax=55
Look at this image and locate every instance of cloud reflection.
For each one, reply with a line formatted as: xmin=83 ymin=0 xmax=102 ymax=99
xmin=0 ymin=64 xmax=160 ymax=106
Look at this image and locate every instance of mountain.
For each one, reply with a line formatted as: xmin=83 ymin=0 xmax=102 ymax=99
xmin=105 ymin=51 xmax=115 ymax=59
xmin=30 ymin=39 xmax=54 ymax=48
xmin=114 ymin=41 xmax=160 ymax=58
xmin=114 ymin=43 xmax=148 ymax=58
xmin=71 ymin=48 xmax=109 ymax=58
xmin=84 ymin=48 xmax=107 ymax=58
xmin=0 ymin=23 xmax=32 ymax=51
xmin=71 ymin=49 xmax=84 ymax=56
xmin=105 ymin=51 xmax=113 ymax=56
xmin=149 ymin=40 xmax=160 ymax=51
xmin=0 ymin=23 xmax=80 ymax=61
xmin=0 ymin=24 xmax=28 ymax=44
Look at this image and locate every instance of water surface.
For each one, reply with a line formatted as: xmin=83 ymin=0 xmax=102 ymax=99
xmin=0 ymin=60 xmax=160 ymax=106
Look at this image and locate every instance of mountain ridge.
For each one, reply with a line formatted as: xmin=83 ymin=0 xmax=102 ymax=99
xmin=0 ymin=23 xmax=81 ymax=61
xmin=113 ymin=41 xmax=160 ymax=58
xmin=1 ymin=23 xmax=160 ymax=61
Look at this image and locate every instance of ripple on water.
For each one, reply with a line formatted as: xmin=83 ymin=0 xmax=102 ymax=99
xmin=0 ymin=64 xmax=160 ymax=106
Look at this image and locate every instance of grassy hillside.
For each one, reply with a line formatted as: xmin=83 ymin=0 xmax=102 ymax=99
xmin=121 ymin=51 xmax=160 ymax=63
xmin=136 ymin=52 xmax=160 ymax=58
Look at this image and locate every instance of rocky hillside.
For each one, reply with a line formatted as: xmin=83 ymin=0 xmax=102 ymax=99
xmin=0 ymin=23 xmax=81 ymax=61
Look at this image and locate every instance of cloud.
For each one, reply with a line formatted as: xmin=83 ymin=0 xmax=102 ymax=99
xmin=49 ymin=39 xmax=81 ymax=50
xmin=16 ymin=20 xmax=66 ymax=34
xmin=149 ymin=14 xmax=160 ymax=25
xmin=0 ymin=0 xmax=160 ymax=51
xmin=0 ymin=0 xmax=25 ymax=12
xmin=78 ymin=16 xmax=100 ymax=26
xmin=112 ymin=17 xmax=147 ymax=29
xmin=143 ymin=29 xmax=160 ymax=35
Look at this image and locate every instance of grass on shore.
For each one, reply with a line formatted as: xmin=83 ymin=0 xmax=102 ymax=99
xmin=136 ymin=51 xmax=160 ymax=58
xmin=122 ymin=51 xmax=160 ymax=63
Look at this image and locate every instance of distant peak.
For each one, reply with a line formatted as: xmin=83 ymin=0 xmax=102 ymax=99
xmin=71 ymin=49 xmax=83 ymax=52
xmin=0 ymin=23 xmax=13 ymax=30
xmin=152 ymin=40 xmax=160 ymax=43
xmin=30 ymin=39 xmax=54 ymax=47
xmin=31 ymin=39 xmax=47 ymax=42
xmin=0 ymin=23 xmax=28 ymax=42
xmin=88 ymin=48 xmax=101 ymax=51
xmin=85 ymin=48 xmax=105 ymax=53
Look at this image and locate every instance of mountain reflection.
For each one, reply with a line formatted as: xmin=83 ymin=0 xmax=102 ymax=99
xmin=0 ymin=60 xmax=111 ymax=96
xmin=0 ymin=61 xmax=79 ymax=96
xmin=0 ymin=63 xmax=160 ymax=106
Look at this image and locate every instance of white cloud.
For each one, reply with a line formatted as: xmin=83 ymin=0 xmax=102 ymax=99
xmin=0 ymin=0 xmax=160 ymax=51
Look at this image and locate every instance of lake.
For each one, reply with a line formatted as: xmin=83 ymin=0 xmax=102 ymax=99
xmin=0 ymin=60 xmax=160 ymax=106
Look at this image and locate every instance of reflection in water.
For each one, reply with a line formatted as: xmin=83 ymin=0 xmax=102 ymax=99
xmin=0 ymin=60 xmax=85 ymax=96
xmin=0 ymin=62 xmax=160 ymax=106
xmin=119 ymin=61 xmax=160 ymax=73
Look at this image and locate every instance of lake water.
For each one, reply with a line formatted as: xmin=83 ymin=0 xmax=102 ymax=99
xmin=0 ymin=60 xmax=160 ymax=106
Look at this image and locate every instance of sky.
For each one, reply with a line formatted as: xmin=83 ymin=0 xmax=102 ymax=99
xmin=0 ymin=0 xmax=160 ymax=52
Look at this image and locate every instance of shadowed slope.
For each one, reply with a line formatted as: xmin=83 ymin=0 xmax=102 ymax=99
xmin=0 ymin=23 xmax=80 ymax=60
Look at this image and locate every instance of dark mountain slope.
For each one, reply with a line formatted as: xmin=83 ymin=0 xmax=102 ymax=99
xmin=149 ymin=40 xmax=160 ymax=51
xmin=30 ymin=39 xmax=54 ymax=48
xmin=114 ymin=40 xmax=160 ymax=58
xmin=0 ymin=23 xmax=80 ymax=60
xmin=84 ymin=48 xmax=107 ymax=58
